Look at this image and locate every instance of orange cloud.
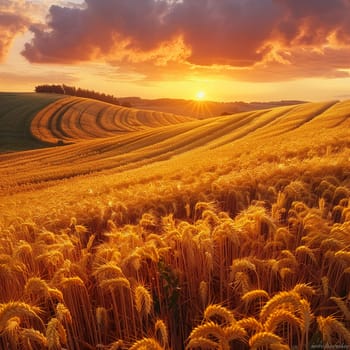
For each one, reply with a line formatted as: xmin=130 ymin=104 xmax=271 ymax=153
xmin=0 ymin=12 xmax=27 ymax=61
xmin=20 ymin=0 xmax=350 ymax=82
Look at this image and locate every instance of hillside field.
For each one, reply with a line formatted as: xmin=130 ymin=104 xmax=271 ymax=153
xmin=0 ymin=94 xmax=350 ymax=349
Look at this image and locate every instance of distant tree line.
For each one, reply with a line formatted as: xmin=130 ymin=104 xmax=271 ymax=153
xmin=35 ymin=84 xmax=122 ymax=106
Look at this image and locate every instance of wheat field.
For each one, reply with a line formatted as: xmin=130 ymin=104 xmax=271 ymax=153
xmin=0 ymin=94 xmax=350 ymax=349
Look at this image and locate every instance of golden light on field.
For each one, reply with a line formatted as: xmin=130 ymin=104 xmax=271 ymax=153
xmin=1 ymin=93 xmax=350 ymax=349
xmin=195 ymin=90 xmax=206 ymax=101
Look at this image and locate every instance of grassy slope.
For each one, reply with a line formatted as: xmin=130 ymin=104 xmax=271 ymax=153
xmin=0 ymin=96 xmax=350 ymax=349
xmin=0 ymin=93 xmax=65 ymax=152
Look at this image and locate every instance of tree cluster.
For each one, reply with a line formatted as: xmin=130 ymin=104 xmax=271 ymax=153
xmin=35 ymin=84 xmax=121 ymax=106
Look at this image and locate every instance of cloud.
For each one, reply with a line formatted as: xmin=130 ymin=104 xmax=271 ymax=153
xmin=20 ymin=0 xmax=350 ymax=81
xmin=0 ymin=9 xmax=28 ymax=61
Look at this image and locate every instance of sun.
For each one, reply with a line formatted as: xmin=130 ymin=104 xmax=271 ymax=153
xmin=195 ymin=90 xmax=206 ymax=101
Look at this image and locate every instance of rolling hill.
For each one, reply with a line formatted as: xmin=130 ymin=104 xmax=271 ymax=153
xmin=0 ymin=92 xmax=65 ymax=152
xmin=118 ymin=96 xmax=306 ymax=118
xmin=0 ymin=94 xmax=350 ymax=349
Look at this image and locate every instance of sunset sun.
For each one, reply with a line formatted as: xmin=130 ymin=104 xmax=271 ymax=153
xmin=195 ymin=91 xmax=206 ymax=101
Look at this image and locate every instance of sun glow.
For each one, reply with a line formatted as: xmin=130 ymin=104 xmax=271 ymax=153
xmin=195 ymin=90 xmax=206 ymax=101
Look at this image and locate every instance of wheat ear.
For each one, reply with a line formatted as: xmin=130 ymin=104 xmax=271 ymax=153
xmin=46 ymin=318 xmax=67 ymax=349
xmin=186 ymin=336 xmax=218 ymax=349
xmin=249 ymin=332 xmax=284 ymax=350
xmin=21 ymin=328 xmax=48 ymax=347
xmin=241 ymin=290 xmax=269 ymax=305
xmin=129 ymin=337 xmax=163 ymax=350
xmin=0 ymin=302 xmax=42 ymax=332
xmin=155 ymin=319 xmax=168 ymax=348
xmin=330 ymin=297 xmax=350 ymax=321
xmin=317 ymin=316 xmax=350 ymax=344
xmin=237 ymin=317 xmax=264 ymax=332
xmin=292 ymin=283 xmax=315 ymax=298
xmin=134 ymin=285 xmax=153 ymax=316
xmin=260 ymin=291 xmax=302 ymax=321
xmin=203 ymin=304 xmax=235 ymax=325
xmin=264 ymin=309 xmax=304 ymax=333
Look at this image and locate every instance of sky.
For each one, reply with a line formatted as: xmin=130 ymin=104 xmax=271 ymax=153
xmin=1 ymin=0 xmax=350 ymax=102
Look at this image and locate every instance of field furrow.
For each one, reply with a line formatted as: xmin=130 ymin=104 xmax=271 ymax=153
xmin=28 ymin=97 xmax=195 ymax=147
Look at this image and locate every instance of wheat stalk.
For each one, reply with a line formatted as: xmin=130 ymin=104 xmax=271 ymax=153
xmin=249 ymin=331 xmax=284 ymax=350
xmin=317 ymin=315 xmax=350 ymax=344
xmin=129 ymin=337 xmax=163 ymax=350
xmin=264 ymin=309 xmax=304 ymax=333
xmin=21 ymin=328 xmax=48 ymax=347
xmin=292 ymin=283 xmax=315 ymax=298
xmin=186 ymin=336 xmax=219 ymax=349
xmin=96 ymin=306 xmax=108 ymax=328
xmin=46 ymin=317 xmax=67 ymax=349
xmin=224 ymin=324 xmax=247 ymax=342
xmin=259 ymin=291 xmax=303 ymax=321
xmin=0 ymin=302 xmax=42 ymax=332
xmin=203 ymin=304 xmax=235 ymax=325
xmin=109 ymin=339 xmax=124 ymax=350
xmin=134 ymin=285 xmax=153 ymax=316
xmin=199 ymin=280 xmax=208 ymax=307
xmin=188 ymin=321 xmax=225 ymax=343
xmin=295 ymin=245 xmax=317 ymax=264
xmin=230 ymin=258 xmax=256 ymax=276
xmin=321 ymin=276 xmax=329 ymax=297
xmin=241 ymin=289 xmax=269 ymax=304
xmin=93 ymin=262 xmax=124 ymax=282
xmin=330 ymin=297 xmax=350 ymax=321
xmin=154 ymin=319 xmax=168 ymax=348
xmin=56 ymin=303 xmax=72 ymax=324
xmin=237 ymin=317 xmax=264 ymax=333
xmin=24 ymin=277 xmax=63 ymax=302
xmin=100 ymin=277 xmax=130 ymax=291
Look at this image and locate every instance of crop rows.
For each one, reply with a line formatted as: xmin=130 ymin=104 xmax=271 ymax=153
xmin=0 ymin=93 xmax=64 ymax=152
xmin=1 ymin=158 xmax=350 ymax=349
xmin=30 ymin=97 xmax=195 ymax=145
xmin=0 ymin=97 xmax=350 ymax=349
xmin=2 ymin=100 xmax=350 ymax=193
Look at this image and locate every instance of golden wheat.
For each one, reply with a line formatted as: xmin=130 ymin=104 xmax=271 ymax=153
xmin=154 ymin=319 xmax=168 ymax=348
xmin=317 ymin=315 xmax=350 ymax=344
xmin=259 ymin=291 xmax=303 ymax=321
xmin=188 ymin=321 xmax=225 ymax=343
xmin=292 ymin=283 xmax=315 ymax=298
xmin=129 ymin=337 xmax=164 ymax=350
xmin=21 ymin=328 xmax=48 ymax=348
xmin=134 ymin=285 xmax=153 ymax=316
xmin=223 ymin=324 xmax=247 ymax=342
xmin=321 ymin=276 xmax=329 ymax=297
xmin=237 ymin=317 xmax=264 ymax=333
xmin=202 ymin=304 xmax=234 ymax=326
xmin=186 ymin=335 xmax=219 ymax=349
xmin=46 ymin=317 xmax=67 ymax=350
xmin=100 ymin=277 xmax=131 ymax=291
xmin=56 ymin=303 xmax=72 ymax=324
xmin=24 ymin=277 xmax=64 ymax=302
xmin=109 ymin=339 xmax=125 ymax=350
xmin=264 ymin=309 xmax=304 ymax=333
xmin=199 ymin=280 xmax=209 ymax=308
xmin=249 ymin=331 xmax=284 ymax=350
xmin=1 ymin=96 xmax=350 ymax=349
xmin=330 ymin=297 xmax=350 ymax=321
xmin=241 ymin=289 xmax=269 ymax=304
xmin=0 ymin=302 xmax=42 ymax=332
